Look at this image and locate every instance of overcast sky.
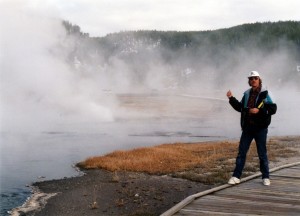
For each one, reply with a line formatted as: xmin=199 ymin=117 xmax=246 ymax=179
xmin=2 ymin=0 xmax=300 ymax=37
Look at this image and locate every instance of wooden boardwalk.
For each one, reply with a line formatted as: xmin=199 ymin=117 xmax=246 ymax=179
xmin=161 ymin=162 xmax=300 ymax=216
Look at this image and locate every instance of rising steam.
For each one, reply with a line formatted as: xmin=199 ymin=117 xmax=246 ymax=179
xmin=1 ymin=2 xmax=299 ymax=136
xmin=0 ymin=3 xmax=114 ymax=132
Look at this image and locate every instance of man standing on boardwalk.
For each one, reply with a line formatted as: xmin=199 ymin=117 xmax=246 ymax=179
xmin=226 ymin=71 xmax=277 ymax=186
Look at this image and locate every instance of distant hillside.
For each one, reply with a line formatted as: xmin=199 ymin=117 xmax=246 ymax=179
xmin=61 ymin=21 xmax=300 ymax=92
xmin=100 ymin=21 xmax=300 ymax=50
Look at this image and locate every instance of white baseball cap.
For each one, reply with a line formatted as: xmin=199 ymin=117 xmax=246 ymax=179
xmin=248 ymin=71 xmax=260 ymax=78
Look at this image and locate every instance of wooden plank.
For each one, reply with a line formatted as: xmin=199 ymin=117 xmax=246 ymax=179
xmin=223 ymin=186 xmax=300 ymax=195
xmin=184 ymin=195 xmax=300 ymax=215
xmin=215 ymin=190 xmax=300 ymax=205
xmin=183 ymin=203 xmax=298 ymax=215
xmin=286 ymin=166 xmax=300 ymax=170
xmin=271 ymin=174 xmax=300 ymax=179
xmin=272 ymin=176 xmax=300 ymax=181
xmin=219 ymin=186 xmax=300 ymax=197
xmin=272 ymin=168 xmax=300 ymax=177
xmin=217 ymin=187 xmax=300 ymax=200
xmin=177 ymin=209 xmax=257 ymax=215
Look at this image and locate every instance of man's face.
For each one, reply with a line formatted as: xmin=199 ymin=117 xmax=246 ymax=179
xmin=249 ymin=76 xmax=259 ymax=88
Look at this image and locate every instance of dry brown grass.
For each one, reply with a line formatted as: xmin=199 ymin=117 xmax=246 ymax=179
xmin=77 ymin=141 xmax=238 ymax=174
xmin=77 ymin=137 xmax=300 ymax=184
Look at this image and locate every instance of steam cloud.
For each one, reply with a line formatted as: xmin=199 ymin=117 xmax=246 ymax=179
xmin=1 ymin=2 xmax=299 ymax=136
xmin=0 ymin=3 xmax=114 ymax=132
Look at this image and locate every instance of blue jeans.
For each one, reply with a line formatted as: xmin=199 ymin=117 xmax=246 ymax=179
xmin=233 ymin=127 xmax=269 ymax=179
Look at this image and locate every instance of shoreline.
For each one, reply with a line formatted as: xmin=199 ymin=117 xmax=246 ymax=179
xmin=9 ymin=186 xmax=57 ymax=216
xmin=10 ymin=135 xmax=300 ymax=216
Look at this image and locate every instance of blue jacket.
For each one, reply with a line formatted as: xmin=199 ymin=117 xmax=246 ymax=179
xmin=229 ymin=87 xmax=277 ymax=129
